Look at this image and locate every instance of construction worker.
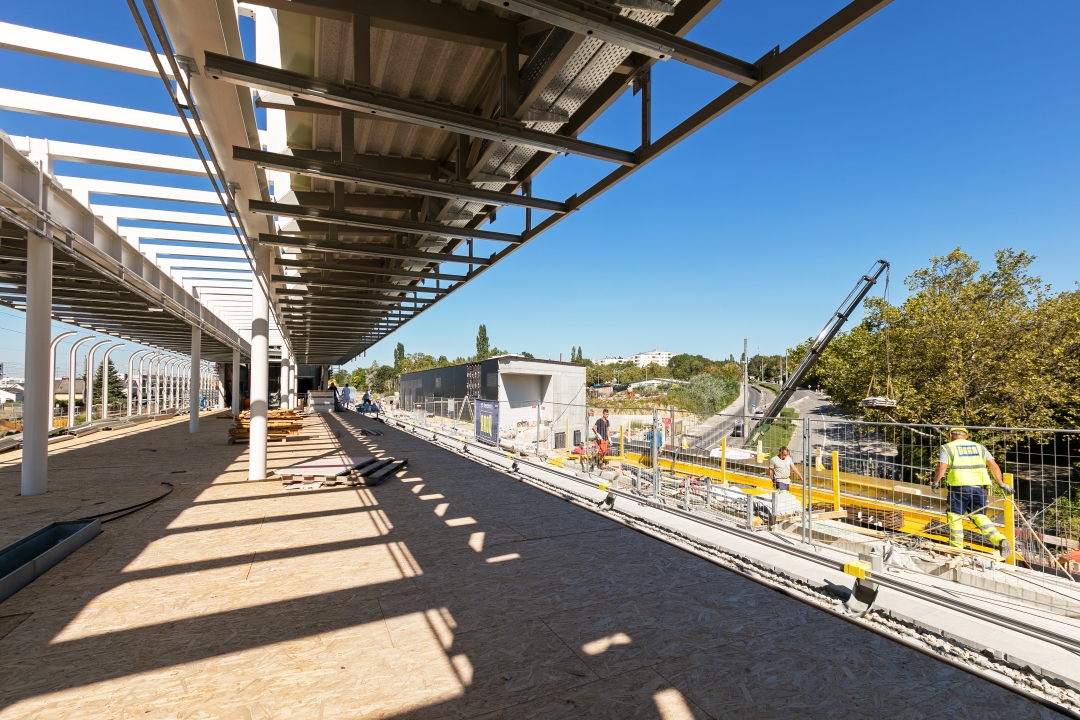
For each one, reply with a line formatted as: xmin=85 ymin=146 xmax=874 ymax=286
xmin=931 ymin=427 xmax=1013 ymax=556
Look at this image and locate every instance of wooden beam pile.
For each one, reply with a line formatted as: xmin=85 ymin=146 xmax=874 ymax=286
xmin=228 ymin=409 xmax=304 ymax=444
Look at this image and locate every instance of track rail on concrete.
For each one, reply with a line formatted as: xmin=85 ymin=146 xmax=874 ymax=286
xmin=386 ymin=411 xmax=1080 ymax=702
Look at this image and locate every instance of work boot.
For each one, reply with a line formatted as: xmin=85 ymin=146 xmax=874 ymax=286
xmin=998 ymin=539 xmax=1011 ymax=559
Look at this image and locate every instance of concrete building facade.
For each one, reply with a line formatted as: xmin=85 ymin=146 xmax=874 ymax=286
xmin=400 ymin=356 xmax=588 ymax=450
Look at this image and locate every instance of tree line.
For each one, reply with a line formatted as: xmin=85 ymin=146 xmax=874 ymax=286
xmin=792 ymin=248 xmax=1080 ymax=429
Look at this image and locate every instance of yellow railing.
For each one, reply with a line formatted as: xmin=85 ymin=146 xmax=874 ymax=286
xmin=618 ymin=449 xmax=1006 ymax=551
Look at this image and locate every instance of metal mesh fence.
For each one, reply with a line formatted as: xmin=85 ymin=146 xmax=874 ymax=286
xmin=386 ymin=397 xmax=1080 ymax=573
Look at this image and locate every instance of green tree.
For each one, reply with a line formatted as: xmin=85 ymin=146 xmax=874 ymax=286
xmin=476 ymin=324 xmax=490 ymax=360
xmin=374 ymin=364 xmax=397 ymax=393
xmin=521 ymin=351 xmax=534 ymax=358
xmin=393 ymin=342 xmax=405 ymax=371
xmin=796 ymin=248 xmax=1078 ymax=428
xmin=685 ymin=374 xmax=740 ymax=413
xmin=332 ymin=369 xmax=348 ymax=387
xmin=92 ymin=359 xmax=125 ymax=407
xmin=349 ymin=367 xmax=366 ymax=389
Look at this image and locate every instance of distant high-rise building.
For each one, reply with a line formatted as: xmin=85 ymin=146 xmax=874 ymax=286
xmin=627 ymin=350 xmax=675 ymax=368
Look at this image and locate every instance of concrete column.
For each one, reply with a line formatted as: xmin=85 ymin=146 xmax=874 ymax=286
xmin=67 ymin=337 xmax=92 ymax=427
xmin=231 ymin=348 xmax=240 ymax=415
xmin=21 ymin=231 xmax=53 ymax=496
xmin=249 ymin=244 xmax=271 ymax=480
xmin=190 ymin=327 xmax=201 ymax=432
xmin=101 ymin=344 xmax=123 ymax=419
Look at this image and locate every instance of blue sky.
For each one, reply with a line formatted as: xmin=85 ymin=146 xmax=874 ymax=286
xmin=0 ymin=1 xmax=1077 ymax=378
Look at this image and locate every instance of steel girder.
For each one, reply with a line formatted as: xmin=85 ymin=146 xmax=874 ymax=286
xmin=271 ymin=275 xmax=450 ymax=294
xmin=479 ymin=0 xmax=758 ymax=84
xmin=233 ymin=147 xmax=567 ymax=213
xmin=205 ymin=53 xmax=637 ymax=166
xmin=274 ymin=258 xmax=468 ymax=283
xmin=258 ymin=234 xmax=493 ymax=266
xmin=248 ymin=200 xmax=521 ymax=244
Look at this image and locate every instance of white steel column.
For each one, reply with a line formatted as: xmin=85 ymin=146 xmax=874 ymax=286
xmin=49 ymin=331 xmax=76 ymax=408
xmin=279 ymin=354 xmax=289 ymax=410
xmin=149 ymin=355 xmax=161 ymax=414
xmin=249 ymin=243 xmax=271 ymax=481
xmin=286 ymin=354 xmax=294 ymax=409
xmin=216 ymin=364 xmax=226 ymax=408
xmin=101 ymin=344 xmax=123 ymax=419
xmin=190 ymin=328 xmax=200 ymax=433
xmin=136 ymin=353 xmax=152 ymax=416
xmin=231 ymin=348 xmax=240 ymax=415
xmin=168 ymin=360 xmax=178 ymax=409
xmin=126 ymin=349 xmax=148 ymax=416
xmin=21 ymin=226 xmax=53 ymax=496
xmin=83 ymin=339 xmax=110 ymax=424
xmin=67 ymin=336 xmax=92 ymax=427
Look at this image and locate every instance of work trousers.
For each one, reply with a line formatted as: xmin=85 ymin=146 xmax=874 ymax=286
xmin=946 ymin=485 xmax=1005 ymax=549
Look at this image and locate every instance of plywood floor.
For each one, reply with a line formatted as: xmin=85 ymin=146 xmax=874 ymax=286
xmin=0 ymin=411 xmax=1062 ymax=719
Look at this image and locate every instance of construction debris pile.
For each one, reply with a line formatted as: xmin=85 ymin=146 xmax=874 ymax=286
xmin=228 ymin=409 xmax=304 ymax=444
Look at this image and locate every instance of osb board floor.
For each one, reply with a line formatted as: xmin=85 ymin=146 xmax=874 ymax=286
xmin=0 ymin=412 xmax=1062 ymax=719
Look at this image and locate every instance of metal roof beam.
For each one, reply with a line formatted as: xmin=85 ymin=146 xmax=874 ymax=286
xmin=272 ymin=275 xmax=451 ymax=294
xmin=239 ymin=0 xmax=516 ymax=50
xmin=206 ymin=53 xmax=637 ymax=166
xmin=290 ymin=192 xmax=421 ymax=211
xmin=522 ymin=0 xmax=895 ymax=241
xmin=249 ymin=200 xmax=522 ymax=243
xmin=275 ymin=258 xmax=467 ymax=283
xmin=287 ymin=151 xmax=441 ymax=178
xmin=278 ymin=293 xmax=434 ymax=307
xmin=234 ymin=147 xmax=567 ymax=213
xmin=0 ymin=88 xmax=187 ymax=135
xmin=258 ymin=234 xmax=492 ymax=266
xmin=482 ymin=0 xmax=758 ymax=85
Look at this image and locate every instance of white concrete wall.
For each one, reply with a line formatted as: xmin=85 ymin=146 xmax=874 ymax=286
xmin=496 ymin=358 xmax=586 ymax=449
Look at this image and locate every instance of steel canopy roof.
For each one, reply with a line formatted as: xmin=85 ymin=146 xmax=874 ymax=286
xmin=148 ymin=0 xmax=892 ymax=365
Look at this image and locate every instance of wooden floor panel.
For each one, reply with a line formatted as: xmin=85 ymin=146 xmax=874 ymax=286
xmin=0 ymin=411 xmax=1060 ymax=718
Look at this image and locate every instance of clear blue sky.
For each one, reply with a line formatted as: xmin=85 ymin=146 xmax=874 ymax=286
xmin=0 ymin=1 xmax=1077 ymax=378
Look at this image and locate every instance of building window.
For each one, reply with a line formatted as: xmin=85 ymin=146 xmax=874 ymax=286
xmin=435 ymin=377 xmax=442 ymax=389
xmin=486 ymin=372 xmax=497 ymax=388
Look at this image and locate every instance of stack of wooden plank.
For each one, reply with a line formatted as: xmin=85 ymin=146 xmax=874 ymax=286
xmin=228 ymin=409 xmax=304 ymax=444
xmin=277 ymin=456 xmax=409 ymax=488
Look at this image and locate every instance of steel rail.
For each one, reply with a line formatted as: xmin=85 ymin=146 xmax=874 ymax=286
xmin=397 ymin=414 xmax=1080 ymax=661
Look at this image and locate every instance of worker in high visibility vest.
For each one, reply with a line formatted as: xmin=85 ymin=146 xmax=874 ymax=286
xmin=931 ymin=428 xmax=1013 ymax=556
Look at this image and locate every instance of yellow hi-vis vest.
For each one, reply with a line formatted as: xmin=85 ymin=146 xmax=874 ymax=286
xmin=942 ymin=440 xmax=992 ymax=487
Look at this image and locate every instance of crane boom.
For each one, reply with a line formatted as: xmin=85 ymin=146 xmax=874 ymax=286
xmin=760 ymin=259 xmax=889 ymax=423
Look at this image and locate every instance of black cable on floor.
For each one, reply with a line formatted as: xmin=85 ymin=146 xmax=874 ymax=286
xmin=75 ymin=482 xmax=175 ymax=524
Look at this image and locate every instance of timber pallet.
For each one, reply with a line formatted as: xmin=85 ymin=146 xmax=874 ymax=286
xmin=345 ymin=457 xmax=408 ymax=487
xmin=278 ymin=456 xmax=376 ymax=486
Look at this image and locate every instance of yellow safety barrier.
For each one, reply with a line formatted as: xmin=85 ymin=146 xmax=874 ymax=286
xmin=844 ymin=561 xmax=872 ymax=580
xmin=620 ymin=450 xmax=1005 ymax=552
xmin=832 ymin=450 xmax=841 ymax=511
xmin=1003 ymin=472 xmax=1016 ymax=566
